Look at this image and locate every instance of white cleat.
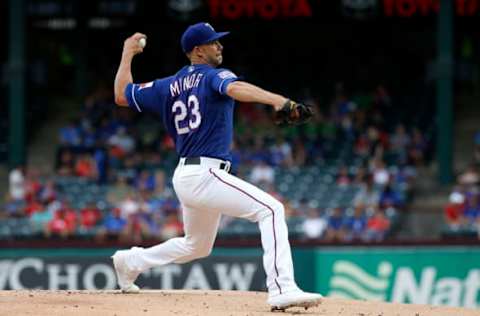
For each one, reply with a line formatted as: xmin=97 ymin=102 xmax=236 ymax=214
xmin=268 ymin=290 xmax=322 ymax=312
xmin=120 ymin=284 xmax=140 ymax=294
xmin=111 ymin=250 xmax=141 ymax=294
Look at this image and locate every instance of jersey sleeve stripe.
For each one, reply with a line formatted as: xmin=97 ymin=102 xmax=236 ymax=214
xmin=218 ymin=79 xmax=226 ymax=94
xmin=131 ymin=84 xmax=142 ymax=112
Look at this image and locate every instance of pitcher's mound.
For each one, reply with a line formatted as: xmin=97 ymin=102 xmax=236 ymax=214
xmin=0 ymin=290 xmax=476 ymax=316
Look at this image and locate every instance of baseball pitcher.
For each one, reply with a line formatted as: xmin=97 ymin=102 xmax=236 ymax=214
xmin=112 ymin=22 xmax=320 ymax=311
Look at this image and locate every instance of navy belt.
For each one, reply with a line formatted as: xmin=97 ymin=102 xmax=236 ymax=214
xmin=184 ymin=157 xmax=230 ymax=172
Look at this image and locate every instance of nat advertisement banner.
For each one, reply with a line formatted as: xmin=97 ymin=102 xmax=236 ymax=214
xmin=313 ymin=247 xmax=480 ymax=309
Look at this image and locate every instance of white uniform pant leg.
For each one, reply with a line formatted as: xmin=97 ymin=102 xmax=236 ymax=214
xmin=128 ymin=204 xmax=221 ymax=271
xmin=126 ymin=165 xmax=297 ymax=296
xmin=179 ymin=168 xmax=298 ymax=296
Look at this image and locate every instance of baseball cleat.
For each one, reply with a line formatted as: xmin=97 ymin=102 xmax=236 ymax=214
xmin=112 ymin=250 xmax=141 ymax=293
xmin=120 ymin=284 xmax=140 ymax=294
xmin=268 ymin=290 xmax=322 ymax=311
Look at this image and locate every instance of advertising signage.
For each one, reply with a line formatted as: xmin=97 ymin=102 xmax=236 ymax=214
xmin=314 ymin=247 xmax=480 ymax=309
xmin=0 ymin=249 xmax=265 ymax=291
xmin=205 ymin=0 xmax=480 ymax=20
xmin=0 ymin=246 xmax=479 ymax=308
xmin=25 ymin=0 xmax=480 ymax=27
xmin=383 ymin=0 xmax=479 ymax=17
xmin=208 ymin=0 xmax=313 ymax=20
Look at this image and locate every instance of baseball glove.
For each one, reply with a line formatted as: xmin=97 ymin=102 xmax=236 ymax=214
xmin=275 ymin=99 xmax=314 ymax=125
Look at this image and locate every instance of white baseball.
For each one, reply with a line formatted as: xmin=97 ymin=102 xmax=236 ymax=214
xmin=139 ymin=38 xmax=146 ymax=48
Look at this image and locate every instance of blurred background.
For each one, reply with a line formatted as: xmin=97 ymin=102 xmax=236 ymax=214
xmin=0 ymin=0 xmax=479 ymax=307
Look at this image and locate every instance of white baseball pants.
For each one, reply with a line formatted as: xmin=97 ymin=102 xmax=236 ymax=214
xmin=126 ymin=157 xmax=299 ymax=296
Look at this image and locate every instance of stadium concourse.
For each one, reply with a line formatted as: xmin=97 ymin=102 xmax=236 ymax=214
xmin=2 ymin=82 xmax=429 ymax=244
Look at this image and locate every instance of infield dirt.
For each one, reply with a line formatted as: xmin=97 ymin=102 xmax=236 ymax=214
xmin=0 ymin=290 xmax=477 ymax=316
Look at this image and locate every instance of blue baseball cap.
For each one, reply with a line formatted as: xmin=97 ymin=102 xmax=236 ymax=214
xmin=181 ymin=22 xmax=229 ymax=53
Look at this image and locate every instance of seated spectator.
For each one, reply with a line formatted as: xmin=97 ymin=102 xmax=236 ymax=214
xmin=24 ymin=168 xmax=42 ymax=202
xmin=152 ymin=170 xmax=174 ymax=199
xmin=160 ymin=212 xmax=183 ymax=240
xmin=124 ymin=202 xmax=153 ymax=243
xmin=391 ymin=164 xmax=416 ymax=193
xmin=108 ymin=126 xmax=136 ymax=158
xmin=160 ymin=134 xmax=175 ymax=151
xmin=81 ymin=122 xmax=97 ymax=149
xmin=116 ymin=155 xmax=140 ymax=183
xmin=135 ymin=170 xmax=155 ymax=193
xmin=24 ymin=198 xmax=43 ymax=217
xmin=462 ymin=193 xmax=480 ymax=230
xmin=250 ymin=159 xmax=275 ymax=185
xmin=38 ymin=179 xmax=57 ymax=204
xmin=74 ymin=153 xmax=98 ymax=180
xmin=96 ymin=208 xmax=128 ymax=242
xmin=365 ymin=209 xmax=390 ymax=241
xmin=30 ymin=202 xmax=56 ymax=235
xmin=302 ymin=207 xmax=327 ymax=239
xmin=56 ymin=150 xmax=75 ymax=176
xmin=325 ymin=207 xmax=345 ymax=242
xmin=46 ymin=203 xmax=77 ymax=238
xmin=119 ymin=194 xmax=140 ymax=219
xmin=107 ymin=176 xmax=135 ymax=207
xmin=444 ymin=191 xmax=466 ymax=231
xmin=59 ymin=119 xmax=82 ymax=148
xmin=144 ymin=209 xmax=165 ymax=237
xmin=371 ymin=159 xmax=390 ymax=187
xmin=379 ymin=183 xmax=402 ymax=209
xmin=353 ymin=178 xmax=380 ymax=211
xmin=94 ymin=117 xmax=116 ymax=143
xmin=9 ymin=166 xmax=25 ymax=201
xmin=457 ymin=164 xmax=480 ymax=186
xmin=343 ymin=206 xmax=368 ymax=241
xmin=79 ymin=202 xmax=102 ymax=232
xmin=290 ymin=198 xmax=309 ymax=218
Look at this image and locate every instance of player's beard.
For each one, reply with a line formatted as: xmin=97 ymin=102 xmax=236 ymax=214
xmin=207 ymin=54 xmax=222 ymax=67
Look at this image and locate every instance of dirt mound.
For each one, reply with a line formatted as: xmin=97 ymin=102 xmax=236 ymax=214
xmin=0 ymin=290 xmax=477 ymax=316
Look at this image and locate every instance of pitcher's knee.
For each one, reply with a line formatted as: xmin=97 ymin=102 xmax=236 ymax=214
xmin=185 ymin=239 xmax=213 ymax=259
xmin=195 ymin=246 xmax=213 ymax=258
xmin=258 ymin=199 xmax=285 ymax=221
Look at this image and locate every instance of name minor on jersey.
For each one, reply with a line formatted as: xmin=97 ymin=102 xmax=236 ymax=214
xmin=170 ymin=73 xmax=204 ymax=97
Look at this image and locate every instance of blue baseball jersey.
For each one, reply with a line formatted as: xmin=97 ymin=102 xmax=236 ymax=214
xmin=125 ymin=64 xmax=239 ymax=161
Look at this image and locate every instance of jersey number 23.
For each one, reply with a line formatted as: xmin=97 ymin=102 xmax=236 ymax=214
xmin=172 ymin=95 xmax=202 ymax=135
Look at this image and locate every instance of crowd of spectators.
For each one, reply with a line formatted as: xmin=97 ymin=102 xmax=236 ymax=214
xmin=1 ymin=82 xmax=430 ymax=243
xmin=444 ymin=134 xmax=480 ymax=239
xmin=4 ymin=164 xmax=182 ymax=243
xmin=292 ymin=175 xmax=407 ymax=242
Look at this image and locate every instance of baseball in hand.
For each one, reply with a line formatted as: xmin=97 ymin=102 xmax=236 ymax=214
xmin=138 ymin=38 xmax=146 ymax=48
